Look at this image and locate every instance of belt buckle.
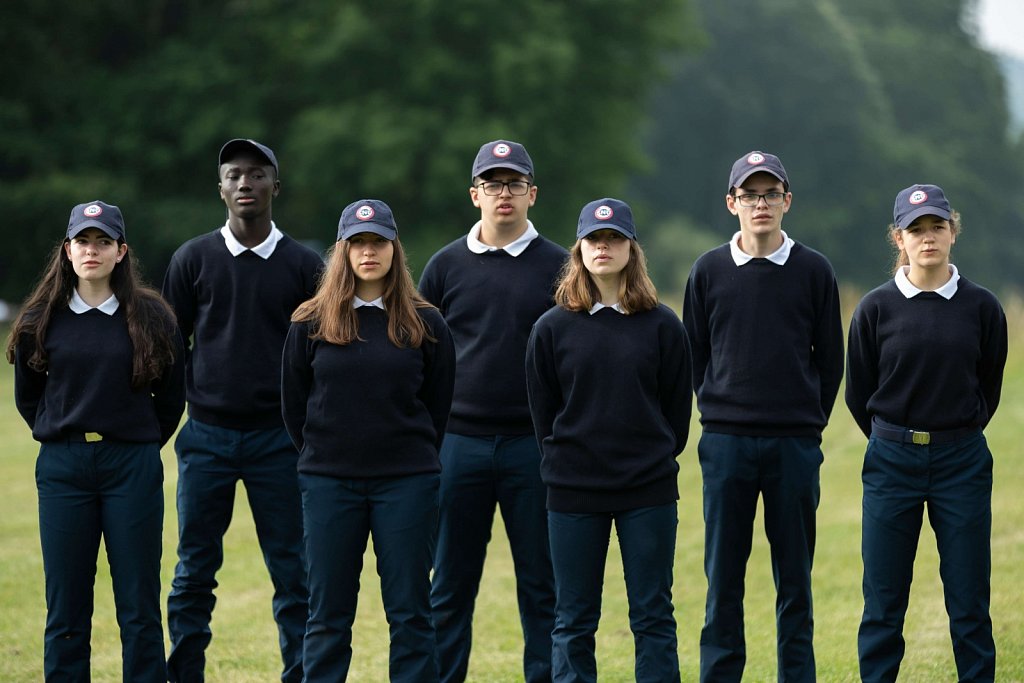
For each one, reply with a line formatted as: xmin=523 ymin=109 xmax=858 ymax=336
xmin=85 ymin=432 xmax=102 ymax=443
xmin=910 ymin=431 xmax=930 ymax=446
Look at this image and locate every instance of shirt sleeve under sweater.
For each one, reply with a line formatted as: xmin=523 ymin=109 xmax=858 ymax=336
xmin=419 ymin=235 xmax=568 ymax=436
xmin=280 ymin=306 xmax=455 ymax=479
xmin=682 ymin=241 xmax=844 ymax=438
xmin=525 ymin=304 xmax=692 ymax=513
xmin=14 ymin=307 xmax=186 ymax=445
xmin=162 ymin=230 xmax=323 ymax=430
xmin=845 ymin=277 xmax=1007 ymax=438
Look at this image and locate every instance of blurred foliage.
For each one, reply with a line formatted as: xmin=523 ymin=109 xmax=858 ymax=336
xmin=0 ymin=0 xmax=697 ymax=302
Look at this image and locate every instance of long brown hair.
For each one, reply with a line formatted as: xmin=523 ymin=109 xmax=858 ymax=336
xmin=554 ymin=239 xmax=659 ymax=313
xmin=888 ymin=209 xmax=961 ymax=275
xmin=292 ymin=236 xmax=435 ymax=347
xmin=6 ymin=238 xmax=178 ymax=390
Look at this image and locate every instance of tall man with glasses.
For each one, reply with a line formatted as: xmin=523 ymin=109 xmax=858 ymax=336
xmin=420 ymin=140 xmax=565 ymax=683
xmin=682 ymin=151 xmax=844 ymax=683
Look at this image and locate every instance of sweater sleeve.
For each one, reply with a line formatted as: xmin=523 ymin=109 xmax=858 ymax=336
xmin=977 ymin=295 xmax=1008 ymax=424
xmin=682 ymin=268 xmax=710 ymax=395
xmin=658 ymin=310 xmax=693 ymax=455
xmin=525 ymin=318 xmax=560 ymax=452
xmin=814 ymin=269 xmax=845 ymax=421
xmin=844 ymin=303 xmax=877 ymax=438
xmin=152 ymin=323 xmax=187 ymax=446
xmin=419 ymin=310 xmax=456 ymax=450
xmin=418 ymin=256 xmax=443 ymax=312
xmin=280 ymin=321 xmax=313 ymax=452
xmin=13 ymin=335 xmax=46 ymax=430
xmin=161 ymin=249 xmax=197 ymax=354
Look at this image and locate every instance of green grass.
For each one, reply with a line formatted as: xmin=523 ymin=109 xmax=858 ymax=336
xmin=2 ymin=313 xmax=1023 ymax=682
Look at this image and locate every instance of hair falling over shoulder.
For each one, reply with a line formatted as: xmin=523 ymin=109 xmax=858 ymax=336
xmin=554 ymin=239 xmax=659 ymax=314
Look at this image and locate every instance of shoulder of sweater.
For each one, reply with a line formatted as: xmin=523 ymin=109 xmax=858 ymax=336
xmin=169 ymin=229 xmax=223 ymax=261
xmin=786 ymin=241 xmax=836 ymax=272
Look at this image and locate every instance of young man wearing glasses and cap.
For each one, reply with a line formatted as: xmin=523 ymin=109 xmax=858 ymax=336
xmin=420 ymin=140 xmax=566 ymax=683
xmin=162 ymin=139 xmax=323 ymax=683
xmin=682 ymin=151 xmax=844 ymax=683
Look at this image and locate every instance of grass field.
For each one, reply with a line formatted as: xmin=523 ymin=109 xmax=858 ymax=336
xmin=1 ymin=301 xmax=1023 ymax=682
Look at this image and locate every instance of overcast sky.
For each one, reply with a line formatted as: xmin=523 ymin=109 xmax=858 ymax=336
xmin=975 ymin=0 xmax=1024 ymax=59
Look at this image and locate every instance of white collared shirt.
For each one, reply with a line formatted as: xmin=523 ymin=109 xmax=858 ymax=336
xmin=354 ymin=296 xmax=386 ymax=310
xmin=894 ymin=264 xmax=960 ymax=300
xmin=466 ymin=220 xmax=539 ymax=257
xmin=588 ymin=301 xmax=625 ymax=315
xmin=70 ymin=289 xmax=119 ymax=315
xmin=729 ymin=230 xmax=794 ymax=266
xmin=220 ymin=221 xmax=284 ymax=260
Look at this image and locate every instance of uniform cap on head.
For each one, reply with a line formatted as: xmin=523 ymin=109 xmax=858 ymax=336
xmin=893 ymin=184 xmax=951 ymax=229
xmin=67 ymin=201 xmax=126 ymax=240
xmin=576 ymin=198 xmax=637 ymax=240
xmin=338 ymin=199 xmax=398 ymax=241
xmin=728 ymin=151 xmax=789 ymax=192
xmin=471 ymin=140 xmax=534 ymax=180
xmin=218 ymin=138 xmax=279 ymax=175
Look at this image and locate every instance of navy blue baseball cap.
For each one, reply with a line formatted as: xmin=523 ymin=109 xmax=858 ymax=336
xmin=728 ymin=151 xmax=789 ymax=192
xmin=577 ymin=198 xmax=636 ymax=240
xmin=218 ymin=138 xmax=279 ymax=175
xmin=893 ymin=184 xmax=951 ymax=229
xmin=471 ymin=140 xmax=534 ymax=180
xmin=338 ymin=199 xmax=398 ymax=241
xmin=67 ymin=201 xmax=126 ymax=240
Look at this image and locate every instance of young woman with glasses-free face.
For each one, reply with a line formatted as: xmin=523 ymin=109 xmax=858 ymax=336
xmin=526 ymin=198 xmax=691 ymax=683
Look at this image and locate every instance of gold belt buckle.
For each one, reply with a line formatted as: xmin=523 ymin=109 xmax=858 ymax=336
xmin=85 ymin=432 xmax=102 ymax=442
xmin=911 ymin=431 xmax=930 ymax=445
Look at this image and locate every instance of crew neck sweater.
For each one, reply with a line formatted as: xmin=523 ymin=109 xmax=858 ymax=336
xmin=526 ymin=304 xmax=692 ymax=513
xmin=845 ymin=277 xmax=1006 ymax=437
xmin=419 ymin=234 xmax=567 ymax=435
xmin=281 ymin=306 xmax=456 ymax=479
xmin=14 ymin=306 xmax=185 ymax=445
xmin=162 ymin=229 xmax=323 ymax=430
xmin=683 ymin=241 xmax=844 ymax=437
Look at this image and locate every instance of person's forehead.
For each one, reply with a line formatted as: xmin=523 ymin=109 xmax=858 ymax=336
xmin=72 ymin=227 xmax=111 ymax=238
xmin=484 ymin=168 xmax=530 ymax=180
xmin=220 ymin=152 xmax=273 ymax=170
xmin=737 ymin=172 xmax=785 ymax=191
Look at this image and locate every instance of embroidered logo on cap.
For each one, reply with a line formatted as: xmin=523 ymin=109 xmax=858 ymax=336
xmin=594 ymin=205 xmax=614 ymax=220
xmin=356 ymin=205 xmax=376 ymax=221
xmin=84 ymin=204 xmax=103 ymax=217
xmin=493 ymin=143 xmax=512 ymax=158
xmin=909 ymin=190 xmax=928 ymax=205
xmin=747 ymin=153 xmax=765 ymax=165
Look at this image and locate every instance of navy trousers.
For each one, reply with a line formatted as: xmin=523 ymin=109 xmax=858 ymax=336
xmin=166 ymin=419 xmax=308 ymax=683
xmin=859 ymin=431 xmax=995 ymax=683
xmin=430 ymin=433 xmax=556 ymax=683
xmin=300 ymin=471 xmax=440 ymax=683
xmin=36 ymin=439 xmax=165 ymax=683
xmin=697 ymin=432 xmax=822 ymax=683
xmin=548 ymin=504 xmax=680 ymax=683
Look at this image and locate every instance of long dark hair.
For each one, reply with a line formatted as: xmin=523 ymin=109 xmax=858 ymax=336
xmin=554 ymin=239 xmax=659 ymax=313
xmin=292 ymin=236 xmax=435 ymax=347
xmin=6 ymin=238 xmax=178 ymax=390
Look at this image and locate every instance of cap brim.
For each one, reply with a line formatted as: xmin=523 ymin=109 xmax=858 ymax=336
xmin=472 ymin=162 xmax=533 ymax=179
xmin=68 ymin=221 xmax=122 ymax=240
xmin=897 ymin=205 xmax=951 ymax=229
xmin=219 ymin=139 xmax=277 ymax=171
xmin=731 ymin=168 xmax=787 ymax=191
xmin=339 ymin=225 xmax=397 ymax=241
xmin=577 ymin=224 xmax=635 ymax=240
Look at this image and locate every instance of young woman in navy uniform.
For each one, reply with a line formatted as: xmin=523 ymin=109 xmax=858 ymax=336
xmin=8 ymin=201 xmax=185 ymax=681
xmin=846 ymin=184 xmax=1007 ymax=683
xmin=526 ymin=198 xmax=691 ymax=683
xmin=281 ymin=199 xmax=455 ymax=682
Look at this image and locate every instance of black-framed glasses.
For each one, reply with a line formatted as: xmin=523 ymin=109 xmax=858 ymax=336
xmin=476 ymin=180 xmax=533 ymax=196
xmin=735 ymin=192 xmax=786 ymax=207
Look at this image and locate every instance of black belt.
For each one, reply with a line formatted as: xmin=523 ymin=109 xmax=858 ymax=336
xmin=870 ymin=417 xmax=977 ymax=446
xmin=66 ymin=432 xmax=104 ymax=443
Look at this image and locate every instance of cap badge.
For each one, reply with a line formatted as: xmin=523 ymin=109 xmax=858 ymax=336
xmin=492 ymin=143 xmax=512 ymax=158
xmin=909 ymin=190 xmax=928 ymax=205
xmin=594 ymin=205 xmax=614 ymax=220
xmin=747 ymin=153 xmax=765 ymax=165
xmin=356 ymin=205 xmax=376 ymax=221
xmin=84 ymin=204 xmax=103 ymax=217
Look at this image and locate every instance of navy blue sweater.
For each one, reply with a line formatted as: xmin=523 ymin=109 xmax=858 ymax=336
xmin=419 ymin=235 xmax=567 ymax=435
xmin=526 ymin=304 xmax=692 ymax=513
xmin=845 ymin=277 xmax=1006 ymax=437
xmin=14 ymin=307 xmax=186 ymax=445
xmin=683 ymin=241 xmax=844 ymax=438
xmin=162 ymin=230 xmax=322 ymax=430
xmin=281 ymin=306 xmax=456 ymax=479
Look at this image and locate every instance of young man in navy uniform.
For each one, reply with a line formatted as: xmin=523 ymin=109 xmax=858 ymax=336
xmin=682 ymin=151 xmax=844 ymax=683
xmin=162 ymin=139 xmax=322 ymax=683
xmin=420 ymin=140 xmax=566 ymax=683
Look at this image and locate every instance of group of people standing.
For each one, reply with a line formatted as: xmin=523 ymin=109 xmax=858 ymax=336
xmin=8 ymin=137 xmax=1006 ymax=683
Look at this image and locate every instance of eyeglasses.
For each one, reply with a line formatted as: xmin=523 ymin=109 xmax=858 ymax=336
xmin=475 ymin=180 xmax=533 ymax=196
xmin=734 ymin=192 xmax=787 ymax=207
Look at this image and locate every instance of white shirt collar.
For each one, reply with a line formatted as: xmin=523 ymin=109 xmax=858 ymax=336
xmin=466 ymin=220 xmax=538 ymax=256
xmin=894 ymin=264 xmax=960 ymax=300
xmin=730 ymin=230 xmax=794 ymax=266
xmin=70 ymin=289 xmax=119 ymax=315
xmin=220 ymin=221 xmax=283 ymax=259
xmin=354 ymin=296 xmax=385 ymax=310
xmin=588 ymin=301 xmax=625 ymax=315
